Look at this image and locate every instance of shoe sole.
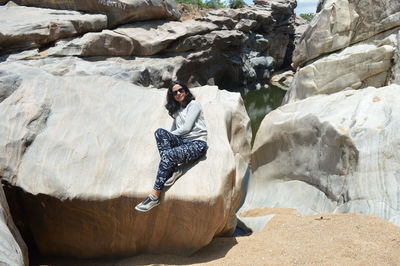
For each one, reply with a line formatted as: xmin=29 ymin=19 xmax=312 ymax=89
xmin=164 ymin=172 xmax=183 ymax=187
xmin=135 ymin=202 xmax=160 ymax=212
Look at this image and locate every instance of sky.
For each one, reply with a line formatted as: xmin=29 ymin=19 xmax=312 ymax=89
xmin=243 ymin=0 xmax=319 ymax=15
xmin=295 ymin=0 xmax=319 ymax=14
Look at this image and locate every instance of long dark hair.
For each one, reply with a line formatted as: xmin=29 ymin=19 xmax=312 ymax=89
xmin=165 ymin=80 xmax=195 ymax=118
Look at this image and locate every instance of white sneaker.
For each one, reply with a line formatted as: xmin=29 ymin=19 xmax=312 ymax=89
xmin=164 ymin=168 xmax=183 ymax=187
xmin=135 ymin=194 xmax=160 ymax=212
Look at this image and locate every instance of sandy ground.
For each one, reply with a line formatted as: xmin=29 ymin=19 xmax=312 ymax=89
xmin=37 ymin=208 xmax=400 ymax=266
xmin=178 ymin=4 xmax=210 ymax=21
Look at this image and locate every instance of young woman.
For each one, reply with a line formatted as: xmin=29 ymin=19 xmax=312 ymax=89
xmin=135 ymin=81 xmax=208 ymax=212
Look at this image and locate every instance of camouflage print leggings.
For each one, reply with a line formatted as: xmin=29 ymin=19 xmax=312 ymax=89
xmin=153 ymin=128 xmax=208 ymax=190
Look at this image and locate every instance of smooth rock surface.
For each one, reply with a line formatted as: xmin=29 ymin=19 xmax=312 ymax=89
xmin=284 ymin=44 xmax=395 ymax=103
xmin=239 ymin=84 xmax=400 ymax=229
xmin=0 ymin=63 xmax=251 ymax=257
xmin=12 ymin=0 xmax=180 ymax=27
xmin=47 ymin=30 xmax=135 ymax=57
xmin=0 ymin=5 xmax=107 ymax=54
xmin=293 ymin=0 xmax=400 ymax=67
xmin=0 ymin=185 xmax=28 ymax=266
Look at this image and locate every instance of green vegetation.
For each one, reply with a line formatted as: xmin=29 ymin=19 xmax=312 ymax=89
xmin=299 ymin=13 xmax=315 ymax=22
xmin=177 ymin=0 xmax=246 ymax=9
xmin=177 ymin=0 xmax=230 ymax=9
xmin=228 ymin=0 xmax=246 ymax=9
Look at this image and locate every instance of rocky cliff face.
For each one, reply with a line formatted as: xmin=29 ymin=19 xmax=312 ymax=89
xmin=0 ymin=0 xmax=296 ymax=91
xmin=239 ymin=0 xmax=400 ymax=231
xmin=285 ymin=0 xmax=400 ymax=103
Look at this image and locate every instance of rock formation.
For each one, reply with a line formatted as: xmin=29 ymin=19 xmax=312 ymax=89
xmin=0 ymin=0 xmax=297 ymax=260
xmin=285 ymin=0 xmax=400 ymax=103
xmin=0 ymin=0 xmax=297 ymax=91
xmin=0 ymin=4 xmax=107 ymax=54
xmin=0 ymin=62 xmax=251 ymax=258
xmin=0 ymin=185 xmax=28 ymax=266
xmin=240 ymin=84 xmax=400 ymax=228
xmin=239 ymin=0 xmax=400 ymax=231
xmin=10 ymin=0 xmax=181 ymax=27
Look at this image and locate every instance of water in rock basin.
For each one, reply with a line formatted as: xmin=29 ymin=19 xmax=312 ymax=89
xmin=242 ymin=84 xmax=286 ymax=145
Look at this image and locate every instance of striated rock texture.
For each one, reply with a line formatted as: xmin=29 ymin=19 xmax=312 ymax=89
xmin=1 ymin=0 xmax=297 ymax=91
xmin=0 ymin=5 xmax=107 ymax=54
xmin=293 ymin=0 xmax=400 ymax=67
xmin=0 ymin=185 xmax=28 ymax=266
xmin=283 ymin=43 xmax=395 ymax=103
xmin=0 ymin=62 xmax=251 ymax=258
xmin=240 ymin=84 xmax=400 ymax=229
xmin=10 ymin=0 xmax=181 ymax=27
xmin=285 ymin=0 xmax=400 ymax=103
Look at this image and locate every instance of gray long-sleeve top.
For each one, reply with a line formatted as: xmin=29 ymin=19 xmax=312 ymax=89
xmin=171 ymin=100 xmax=207 ymax=142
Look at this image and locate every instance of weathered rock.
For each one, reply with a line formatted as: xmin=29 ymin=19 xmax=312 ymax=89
xmin=47 ymin=19 xmax=220 ymax=57
xmin=197 ymin=14 xmax=237 ymax=29
xmin=2 ymin=0 xmax=297 ymax=91
xmin=0 ymin=69 xmax=22 ymax=103
xmin=391 ymin=31 xmax=400 ymax=84
xmin=240 ymin=84 xmax=400 ymax=229
xmin=0 ymin=185 xmax=28 ymax=266
xmin=316 ymin=0 xmax=326 ymax=13
xmin=234 ymin=19 xmax=258 ymax=32
xmin=12 ymin=0 xmax=180 ymax=27
xmin=0 ymin=63 xmax=251 ymax=258
xmin=270 ymin=70 xmax=294 ymax=90
xmin=284 ymin=44 xmax=395 ymax=103
xmin=114 ymin=20 xmax=220 ymax=56
xmin=47 ymin=30 xmax=135 ymax=57
xmin=0 ymin=5 xmax=107 ymax=54
xmin=294 ymin=0 xmax=400 ymax=67
xmin=294 ymin=16 xmax=308 ymax=46
xmin=166 ymin=30 xmax=246 ymax=53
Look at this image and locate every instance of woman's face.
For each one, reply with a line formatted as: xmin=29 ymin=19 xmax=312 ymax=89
xmin=172 ymin=84 xmax=187 ymax=104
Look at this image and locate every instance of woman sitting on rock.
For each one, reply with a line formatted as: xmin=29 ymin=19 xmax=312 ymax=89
xmin=135 ymin=81 xmax=208 ymax=212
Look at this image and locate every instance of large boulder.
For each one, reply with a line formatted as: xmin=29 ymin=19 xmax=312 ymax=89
xmin=0 ymin=185 xmax=28 ymax=266
xmin=293 ymin=0 xmax=400 ymax=67
xmin=239 ymin=84 xmax=400 ymax=229
xmin=0 ymin=5 xmax=107 ymax=54
xmin=0 ymin=63 xmax=251 ymax=258
xmin=46 ymin=19 xmax=220 ymax=57
xmin=283 ymin=43 xmax=395 ymax=103
xmin=11 ymin=0 xmax=180 ymax=27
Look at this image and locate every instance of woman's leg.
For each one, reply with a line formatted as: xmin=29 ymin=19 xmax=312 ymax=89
xmin=153 ymin=140 xmax=207 ymax=191
xmin=154 ymin=128 xmax=184 ymax=157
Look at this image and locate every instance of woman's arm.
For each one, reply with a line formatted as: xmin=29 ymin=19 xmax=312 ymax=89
xmin=171 ymin=102 xmax=201 ymax=136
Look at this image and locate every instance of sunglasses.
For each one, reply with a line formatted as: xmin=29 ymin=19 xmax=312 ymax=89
xmin=172 ymin=88 xmax=185 ymax=96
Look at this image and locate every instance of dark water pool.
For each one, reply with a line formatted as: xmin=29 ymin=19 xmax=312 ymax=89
xmin=242 ymin=85 xmax=286 ymax=144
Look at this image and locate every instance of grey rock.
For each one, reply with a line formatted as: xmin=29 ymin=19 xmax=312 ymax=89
xmin=240 ymin=84 xmax=400 ymax=228
xmin=12 ymin=0 xmax=180 ymax=27
xmin=0 ymin=5 xmax=107 ymax=54
xmin=285 ymin=43 xmax=395 ymax=103
xmin=0 ymin=70 xmax=22 ymax=103
xmin=197 ymin=14 xmax=237 ymax=29
xmin=166 ymin=30 xmax=246 ymax=53
xmin=0 ymin=63 xmax=251 ymax=257
xmin=294 ymin=0 xmax=400 ymax=67
xmin=0 ymin=185 xmax=29 ymax=266
xmin=234 ymin=19 xmax=258 ymax=32
xmin=47 ymin=30 xmax=134 ymax=57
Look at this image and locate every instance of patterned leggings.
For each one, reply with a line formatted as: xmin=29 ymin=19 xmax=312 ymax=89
xmin=153 ymin=128 xmax=208 ymax=190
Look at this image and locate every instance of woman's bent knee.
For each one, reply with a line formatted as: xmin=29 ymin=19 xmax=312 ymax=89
xmin=154 ymin=128 xmax=167 ymax=138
